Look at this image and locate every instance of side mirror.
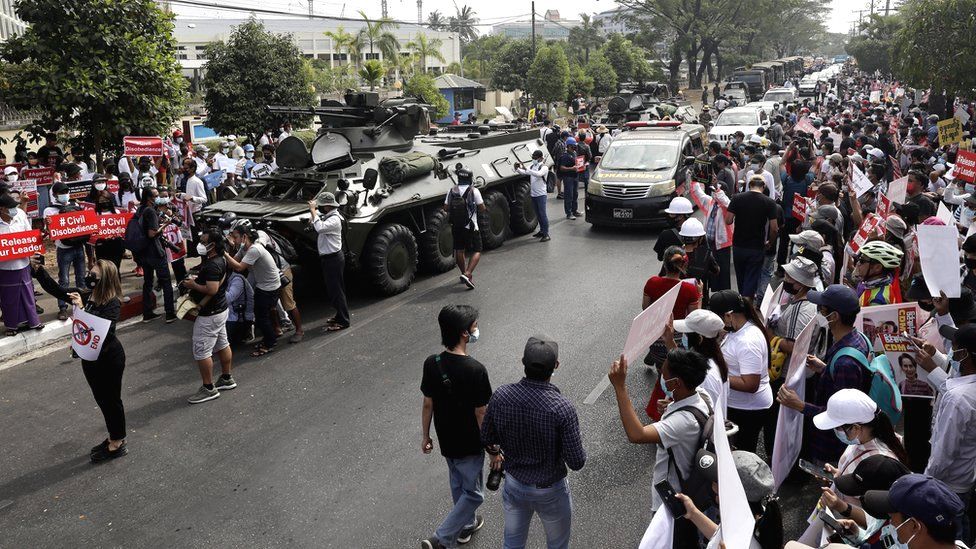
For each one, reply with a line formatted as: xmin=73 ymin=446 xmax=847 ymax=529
xmin=684 ymin=156 xmax=696 ymax=166
xmin=362 ymin=168 xmax=378 ymax=191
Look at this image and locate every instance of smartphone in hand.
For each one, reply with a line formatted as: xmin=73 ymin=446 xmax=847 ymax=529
xmin=654 ymin=480 xmax=686 ymax=518
xmin=819 ymin=509 xmax=859 ymax=545
xmin=799 ymin=458 xmax=834 ymax=482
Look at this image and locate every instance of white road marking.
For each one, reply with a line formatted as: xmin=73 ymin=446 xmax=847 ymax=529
xmin=583 ymin=376 xmax=612 ymax=405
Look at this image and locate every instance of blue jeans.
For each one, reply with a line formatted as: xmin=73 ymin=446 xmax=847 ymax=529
xmin=531 ymin=195 xmax=549 ymax=236
xmin=733 ymin=246 xmax=766 ymax=299
xmin=141 ymin=258 xmax=175 ymax=315
xmin=755 ymin=253 xmax=777 ymax=303
xmin=563 ymin=178 xmax=579 ymax=217
xmin=956 ymin=490 xmax=972 ymax=545
xmin=434 ymin=454 xmax=485 ymax=548
xmin=56 ymin=246 xmax=86 ymax=311
xmin=502 ymin=476 xmax=572 ymax=549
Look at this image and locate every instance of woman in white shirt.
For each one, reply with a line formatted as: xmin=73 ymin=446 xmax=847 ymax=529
xmin=665 ymin=308 xmax=730 ymax=415
xmin=0 ymin=192 xmax=43 ymax=334
xmin=709 ymin=289 xmax=773 ymax=454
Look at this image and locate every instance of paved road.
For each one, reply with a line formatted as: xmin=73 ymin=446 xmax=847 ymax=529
xmin=0 ymin=200 xmax=817 ymax=547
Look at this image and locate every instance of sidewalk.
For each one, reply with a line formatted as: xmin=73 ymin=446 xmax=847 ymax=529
xmin=0 ymin=254 xmax=194 ymax=363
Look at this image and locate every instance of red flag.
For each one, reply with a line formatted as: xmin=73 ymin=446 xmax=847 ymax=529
xmin=889 ymin=155 xmax=902 ymax=180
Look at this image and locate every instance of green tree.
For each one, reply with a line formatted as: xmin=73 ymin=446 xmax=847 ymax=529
xmin=357 ymin=10 xmax=400 ymax=64
xmin=403 ymin=73 xmax=449 ymax=119
xmin=0 ymin=0 xmax=186 ymax=164
xmin=359 ymin=59 xmax=386 ymax=91
xmin=426 ymin=10 xmax=447 ymax=31
xmin=585 ymin=53 xmax=618 ymax=97
xmin=567 ymin=63 xmax=594 ymax=101
xmin=892 ymin=0 xmax=976 ymax=98
xmin=491 ymin=39 xmax=534 ymax=91
xmin=201 ymin=19 xmax=313 ymax=138
xmin=566 ymin=13 xmax=604 ymax=64
xmin=527 ymin=45 xmax=569 ymax=106
xmin=448 ymin=5 xmax=479 ymax=44
xmin=308 ymin=59 xmax=358 ymax=94
xmin=406 ymin=33 xmax=446 ymax=73
xmin=601 ymin=34 xmax=635 ymax=84
xmin=462 ymin=34 xmax=509 ymax=83
xmin=324 ymin=25 xmax=361 ymax=68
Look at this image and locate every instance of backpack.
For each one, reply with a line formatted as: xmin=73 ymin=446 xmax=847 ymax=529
xmin=828 ymin=331 xmax=903 ymax=424
xmin=56 ymin=203 xmax=92 ymax=247
xmin=448 ymin=186 xmax=475 ymax=229
xmin=665 ymin=396 xmax=716 ymax=511
xmin=123 ymin=210 xmax=150 ymax=254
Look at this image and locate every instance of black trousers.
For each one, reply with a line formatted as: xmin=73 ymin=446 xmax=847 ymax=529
xmin=95 ymin=239 xmax=125 ymax=269
xmin=253 ymin=287 xmax=278 ymax=348
xmin=321 ymin=252 xmax=350 ymax=327
xmin=142 ymin=258 xmax=174 ymax=315
xmin=81 ymin=339 xmax=126 ymax=440
xmin=728 ymin=406 xmax=768 ymax=454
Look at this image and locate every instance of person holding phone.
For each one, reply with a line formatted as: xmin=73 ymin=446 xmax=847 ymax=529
xmin=30 ymin=256 xmax=127 ymax=463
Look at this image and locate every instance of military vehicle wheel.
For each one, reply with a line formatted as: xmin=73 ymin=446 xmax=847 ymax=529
xmin=481 ymin=190 xmax=510 ymax=250
xmin=419 ymin=208 xmax=455 ymax=273
xmin=363 ymin=223 xmax=418 ymax=296
xmin=509 ymin=181 xmax=538 ymax=235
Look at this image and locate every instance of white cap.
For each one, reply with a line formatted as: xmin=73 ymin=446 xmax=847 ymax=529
xmin=933 ymin=163 xmax=947 ymax=173
xmin=678 ymin=218 xmax=705 ymax=238
xmin=748 ymin=134 xmax=764 ymax=145
xmin=227 ymin=134 xmax=237 ymax=142
xmin=3 ymin=166 xmax=18 ymax=177
xmin=664 ymin=196 xmax=693 ymax=215
xmin=673 ymin=309 xmax=724 ymax=339
xmin=867 ymin=148 xmax=885 ymax=159
xmin=813 ymin=389 xmax=878 ymax=430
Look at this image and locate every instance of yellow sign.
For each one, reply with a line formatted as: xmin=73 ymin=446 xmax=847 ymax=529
xmin=528 ymin=108 xmax=536 ymax=121
xmin=937 ymin=118 xmax=963 ymax=145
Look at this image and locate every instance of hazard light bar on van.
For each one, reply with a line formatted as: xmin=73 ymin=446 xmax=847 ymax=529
xmin=624 ymin=121 xmax=683 ymax=129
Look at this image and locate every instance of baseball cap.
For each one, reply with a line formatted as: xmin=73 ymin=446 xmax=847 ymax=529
xmin=566 ymin=137 xmax=577 ymax=146
xmin=862 ymin=474 xmax=963 ymax=531
xmin=522 ymin=335 xmax=558 ymax=374
xmin=808 ymin=284 xmax=860 ymax=315
xmin=673 ymin=309 xmax=725 ymax=339
xmin=708 ymin=289 xmax=745 ymax=317
xmin=678 ymin=218 xmax=705 ymax=238
xmin=789 ymin=230 xmax=824 ymax=251
xmin=813 ymin=389 xmax=878 ymax=430
xmin=783 ymin=256 xmax=819 ymax=288
xmin=867 ymin=148 xmax=885 ymax=159
xmin=664 ymin=196 xmax=693 ymax=215
xmin=696 ymin=449 xmax=774 ymax=504
xmin=834 ymin=454 xmax=911 ymax=497
xmin=938 ymin=323 xmax=976 ymax=353
xmin=3 ymin=166 xmax=18 ymax=178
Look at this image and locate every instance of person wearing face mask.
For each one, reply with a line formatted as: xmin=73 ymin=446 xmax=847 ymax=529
xmin=226 ymin=135 xmax=244 ymax=160
xmin=708 ymin=289 xmax=773 ymax=454
xmin=223 ymin=219 xmax=281 ymax=356
xmin=654 ymin=197 xmax=693 ymax=263
xmin=680 ymin=218 xmax=720 ymax=305
xmin=777 ymin=284 xmax=874 ymax=464
xmin=690 ymin=168 xmax=734 ymax=292
xmin=213 ymin=141 xmax=233 ymax=174
xmin=131 ymin=156 xmax=157 ymax=189
xmin=193 ymin=144 xmax=212 ymax=178
xmin=309 ymin=193 xmax=351 ymax=331
xmin=665 ymin=308 xmax=730 ymax=416
xmin=240 ymin=144 xmax=257 ymax=180
xmin=419 ymin=305 xmax=492 ymax=549
xmin=167 ymin=130 xmax=184 ymax=177
xmin=43 ymin=181 xmax=88 ymax=320
xmin=818 ymin=454 xmax=912 ymax=544
xmin=513 ymin=149 xmax=550 ymax=242
xmin=176 ymin=157 xmax=208 ymax=254
xmin=906 ymin=170 xmax=938 ymax=221
xmin=29 ymin=256 xmax=127 ymax=463
xmin=90 ymin=175 xmax=125 ymax=268
xmin=746 ymin=154 xmax=777 ymax=200
xmin=854 ymin=240 xmax=904 ymax=306
xmin=3 ymin=165 xmax=18 ymax=184
xmin=0 ymin=192 xmax=42 ymax=335
xmin=862 ymin=474 xmax=968 ymax=549
xmin=135 ymin=187 xmax=176 ymax=323
xmin=116 ymin=173 xmax=139 ymax=212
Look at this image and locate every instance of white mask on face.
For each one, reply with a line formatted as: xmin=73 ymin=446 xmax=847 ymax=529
xmin=6 ymin=174 xmax=16 ymax=182
xmin=94 ymin=183 xmax=107 ymax=191
xmin=57 ymin=194 xmax=70 ymax=204
xmin=196 ymin=243 xmax=209 ymax=255
xmin=245 ymin=152 xmax=254 ymax=159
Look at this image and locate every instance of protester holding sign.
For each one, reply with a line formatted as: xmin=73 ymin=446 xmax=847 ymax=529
xmin=29 ymin=256 xmax=127 ymax=463
xmin=43 ymin=181 xmax=89 ymax=321
xmin=134 ymin=187 xmax=176 ymax=323
xmin=854 ymin=240 xmax=905 ymax=306
xmin=90 ymin=177 xmax=126 ymax=268
xmin=0 ymin=192 xmax=42 ymax=335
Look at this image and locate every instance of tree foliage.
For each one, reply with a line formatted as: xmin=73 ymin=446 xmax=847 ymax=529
xmin=566 ymin=63 xmax=594 ymax=101
xmin=586 ymin=53 xmax=618 ymax=98
xmin=357 ymin=10 xmax=400 ymax=61
xmin=491 ymin=39 xmax=534 ymax=92
xmin=406 ymin=33 xmax=446 ymax=72
xmin=201 ymin=19 xmax=313 ymax=138
xmin=403 ymin=73 xmax=449 ymax=120
xmin=845 ymin=14 xmax=900 ymax=74
xmin=307 ymin=60 xmax=359 ymax=94
xmin=0 ymin=0 xmax=186 ymax=161
xmin=527 ymin=45 xmax=569 ymax=105
xmin=892 ymin=0 xmax=976 ymax=99
xmin=601 ymin=34 xmax=636 ymax=84
xmin=566 ymin=13 xmax=605 ymax=65
xmin=359 ymin=60 xmax=386 ymax=91
xmin=447 ymin=5 xmax=479 ymax=44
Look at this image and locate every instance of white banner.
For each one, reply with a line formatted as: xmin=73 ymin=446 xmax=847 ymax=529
xmin=850 ymin=164 xmax=874 ymax=197
xmin=71 ymin=306 xmax=111 ymax=361
xmin=772 ymin=319 xmax=816 ymax=490
xmin=886 ymin=176 xmax=908 ymax=205
xmin=937 ymin=201 xmax=954 ymax=226
xmin=638 ymin=504 xmax=674 ymax=549
xmin=622 ymin=282 xmax=682 ymax=366
xmin=715 ymin=391 xmax=756 ymax=549
xmin=759 ymin=282 xmax=784 ymax=326
xmin=917 ymin=224 xmax=962 ymax=298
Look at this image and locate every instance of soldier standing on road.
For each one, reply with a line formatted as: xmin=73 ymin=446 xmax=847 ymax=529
xmin=443 ymin=167 xmax=487 ymax=290
xmin=559 ymin=139 xmax=581 ymax=220
xmin=514 ymin=150 xmax=551 ymax=242
xmin=308 ymin=193 xmax=350 ymax=331
xmin=420 ymin=305 xmax=492 ymax=549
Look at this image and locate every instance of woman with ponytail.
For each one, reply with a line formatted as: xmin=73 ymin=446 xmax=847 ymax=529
xmin=664 ymin=308 xmax=730 ymax=416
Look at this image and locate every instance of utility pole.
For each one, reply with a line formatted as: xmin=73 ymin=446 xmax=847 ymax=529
xmin=885 ymin=0 xmax=891 ymax=15
xmin=417 ymin=0 xmax=422 ymax=24
xmin=309 ymin=0 xmax=313 ymax=18
xmin=381 ymin=0 xmax=388 ymax=18
xmin=531 ymin=1 xmax=536 ymax=56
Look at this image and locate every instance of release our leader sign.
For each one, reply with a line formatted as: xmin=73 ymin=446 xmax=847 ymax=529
xmin=0 ymin=230 xmax=44 ymax=260
xmin=123 ymin=136 xmax=163 ymax=157
xmin=956 ymin=150 xmax=976 ymax=184
xmin=47 ymin=210 xmax=99 ymax=241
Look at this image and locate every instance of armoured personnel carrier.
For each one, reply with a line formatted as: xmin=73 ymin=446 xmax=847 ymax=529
xmin=197 ymin=92 xmax=550 ymax=296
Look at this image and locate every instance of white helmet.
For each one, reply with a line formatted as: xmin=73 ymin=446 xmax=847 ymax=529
xmin=664 ymin=196 xmax=693 ymax=215
xmin=679 ymin=218 xmax=706 ymax=238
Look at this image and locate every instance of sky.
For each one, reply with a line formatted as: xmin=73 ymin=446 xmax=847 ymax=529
xmin=171 ymin=0 xmax=863 ymax=34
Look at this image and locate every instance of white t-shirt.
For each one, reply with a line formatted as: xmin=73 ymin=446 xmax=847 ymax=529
xmin=278 ymin=131 xmax=291 ymax=143
xmin=745 ymin=169 xmax=777 ymax=200
xmin=699 ymin=358 xmax=729 ymax=417
xmin=258 ymin=134 xmax=272 ymax=147
xmin=651 ymin=390 xmax=711 ymax=511
xmin=721 ymin=321 xmax=773 ymax=410
xmin=443 ymin=185 xmax=485 ymax=230
xmin=0 ymin=208 xmax=33 ymax=270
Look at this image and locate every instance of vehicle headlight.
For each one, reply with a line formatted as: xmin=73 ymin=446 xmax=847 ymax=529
xmin=588 ymin=178 xmax=603 ymax=196
xmin=648 ymin=179 xmax=675 ymax=197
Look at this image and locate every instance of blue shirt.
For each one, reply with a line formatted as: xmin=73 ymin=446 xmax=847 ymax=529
xmin=481 ymin=378 xmax=586 ymax=486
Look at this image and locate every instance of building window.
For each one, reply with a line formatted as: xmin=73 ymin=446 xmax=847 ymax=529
xmin=196 ymin=54 xmax=208 ymax=60
xmin=298 ymin=39 xmax=314 ymax=50
xmin=454 ymin=90 xmax=474 ymax=111
xmin=195 ymin=45 xmax=207 ymax=50
xmin=303 ymin=53 xmax=314 ymax=59
xmin=332 ymin=53 xmax=348 ymax=61
xmin=178 ymin=54 xmax=188 ymax=60
xmin=364 ymin=53 xmax=379 ymax=60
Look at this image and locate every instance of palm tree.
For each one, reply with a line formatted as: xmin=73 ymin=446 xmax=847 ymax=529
xmin=576 ymin=13 xmax=604 ymax=64
xmin=384 ymin=50 xmax=415 ymax=86
xmin=359 ymin=59 xmax=386 ymax=91
xmin=406 ymin=33 xmax=446 ymax=73
xmin=357 ymin=10 xmax=400 ymax=65
xmin=324 ymin=26 xmax=358 ymax=68
xmin=426 ymin=10 xmax=447 ymax=31
xmin=447 ymin=5 xmax=479 ymax=44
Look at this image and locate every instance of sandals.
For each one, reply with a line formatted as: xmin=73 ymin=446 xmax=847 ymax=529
xmin=251 ymin=346 xmax=275 ymax=357
xmin=325 ymin=322 xmax=349 ymax=332
xmin=289 ymin=332 xmax=304 ymax=344
xmin=4 ymin=329 xmax=16 ymax=337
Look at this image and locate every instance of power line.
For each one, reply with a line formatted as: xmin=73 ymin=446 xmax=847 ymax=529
xmin=167 ymin=0 xmax=443 ymax=27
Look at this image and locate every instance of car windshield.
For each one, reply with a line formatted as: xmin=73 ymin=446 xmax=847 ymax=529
xmin=764 ymin=91 xmax=794 ymax=102
xmin=715 ymin=111 xmax=758 ymax=126
xmin=600 ymin=140 xmax=679 ymax=171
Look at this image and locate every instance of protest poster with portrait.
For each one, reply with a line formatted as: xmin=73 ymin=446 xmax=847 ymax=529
xmin=855 ymin=302 xmax=934 ymax=399
xmin=8 ymin=179 xmax=39 ymax=218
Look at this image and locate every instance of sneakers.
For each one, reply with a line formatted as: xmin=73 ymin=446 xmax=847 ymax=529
xmin=91 ymin=441 xmax=127 ymax=464
xmin=459 ymin=275 xmax=475 ymax=290
xmin=532 ymin=231 xmax=544 ymax=238
xmin=457 ymin=515 xmax=485 ymax=544
xmin=567 ymin=214 xmax=577 ymax=220
xmin=57 ymin=309 xmax=69 ymax=321
xmin=540 ymin=235 xmax=551 ymax=242
xmin=573 ymin=211 xmax=583 ymax=217
xmin=165 ymin=312 xmax=177 ymax=323
xmin=420 ymin=538 xmax=445 ymax=549
xmin=556 ymin=193 xmax=564 ymax=199
xmin=187 ymin=385 xmax=220 ymax=404
xmin=214 ymin=375 xmax=237 ymax=391
xmin=142 ymin=311 xmax=161 ymax=323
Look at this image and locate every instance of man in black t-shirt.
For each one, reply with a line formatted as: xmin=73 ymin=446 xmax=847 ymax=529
xmin=135 ymin=187 xmax=176 ymax=323
xmin=183 ymin=228 xmax=235 ymax=404
xmin=727 ymin=175 xmax=779 ymax=299
xmin=420 ymin=305 xmax=492 ymax=549
xmin=37 ymin=132 xmax=64 ymax=170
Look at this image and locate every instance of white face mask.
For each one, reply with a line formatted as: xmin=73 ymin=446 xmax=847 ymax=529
xmin=245 ymin=152 xmax=254 ymax=159
xmin=467 ymin=327 xmax=480 ymax=344
xmin=175 ymin=137 xmax=183 ymax=144
xmin=196 ymin=243 xmax=209 ymax=255
xmin=94 ymin=183 xmax=107 ymax=191
xmin=6 ymin=174 xmax=16 ymax=182
xmin=57 ymin=194 xmax=70 ymax=204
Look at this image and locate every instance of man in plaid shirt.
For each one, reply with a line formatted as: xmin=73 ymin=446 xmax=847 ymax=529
xmin=481 ymin=336 xmax=585 ymax=549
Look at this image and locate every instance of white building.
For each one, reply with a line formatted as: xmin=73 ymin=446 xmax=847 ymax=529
xmin=173 ymin=17 xmax=459 ymax=74
xmin=592 ymin=8 xmax=642 ymax=36
xmin=491 ymin=10 xmax=580 ymax=40
xmin=0 ymin=0 xmax=26 ymax=42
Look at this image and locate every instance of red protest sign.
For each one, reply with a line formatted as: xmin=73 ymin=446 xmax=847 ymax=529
xmin=107 ymin=178 xmax=120 ymax=194
xmin=92 ymin=212 xmax=132 ymax=240
xmin=0 ymin=230 xmax=44 ymax=261
xmin=0 ymin=162 xmax=23 ymax=174
xmin=123 ymin=136 xmax=163 ymax=157
xmin=849 ymin=213 xmax=884 ymax=254
xmin=956 ymin=151 xmax=976 ymax=184
xmin=46 ymin=210 xmax=99 ymax=240
xmin=791 ymin=196 xmax=810 ymax=222
xmin=22 ymin=167 xmax=55 ymax=186
xmin=877 ymin=193 xmax=891 ymax=219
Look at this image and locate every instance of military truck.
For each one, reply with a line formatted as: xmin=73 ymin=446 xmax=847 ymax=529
xmin=197 ymin=92 xmax=550 ymax=296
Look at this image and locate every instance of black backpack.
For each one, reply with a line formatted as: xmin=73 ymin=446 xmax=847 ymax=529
xmin=666 ymin=397 xmax=716 ymax=511
xmin=448 ymin=186 xmax=474 ymax=229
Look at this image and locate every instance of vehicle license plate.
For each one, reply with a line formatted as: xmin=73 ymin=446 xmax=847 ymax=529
xmin=612 ymin=208 xmax=634 ymax=219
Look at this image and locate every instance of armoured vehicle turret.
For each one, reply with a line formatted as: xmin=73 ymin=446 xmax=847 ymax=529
xmin=197 ymin=91 xmax=550 ymax=296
